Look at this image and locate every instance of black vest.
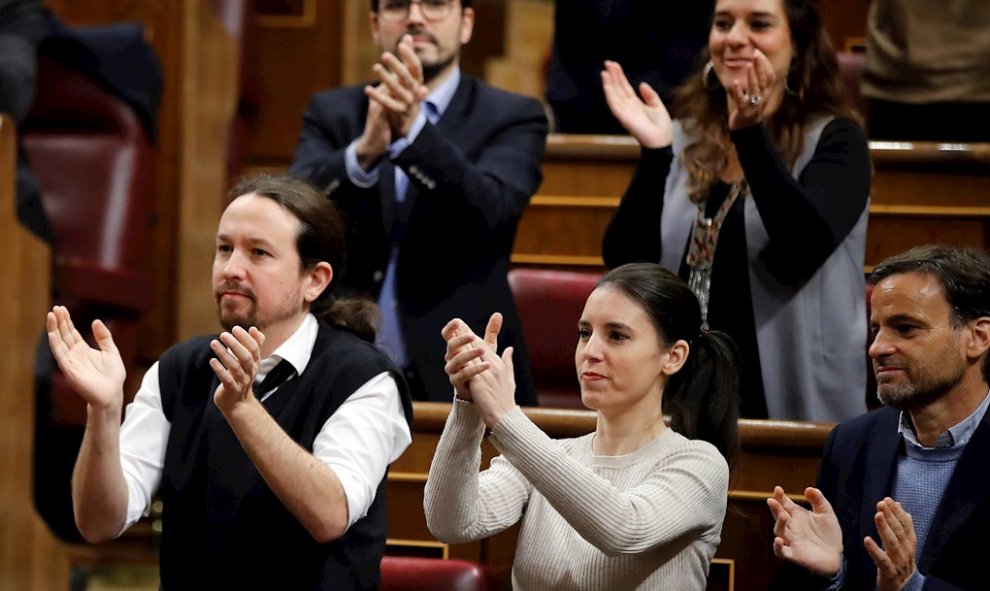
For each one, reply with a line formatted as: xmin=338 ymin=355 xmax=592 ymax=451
xmin=156 ymin=322 xmax=412 ymax=590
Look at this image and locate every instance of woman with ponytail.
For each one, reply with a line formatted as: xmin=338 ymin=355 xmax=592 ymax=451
xmin=424 ymin=263 xmax=740 ymax=590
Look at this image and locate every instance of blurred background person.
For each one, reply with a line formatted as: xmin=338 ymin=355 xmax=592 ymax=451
xmin=0 ymin=0 xmax=50 ymax=241
xmin=425 ymin=263 xmax=740 ymax=590
xmin=545 ymin=0 xmax=713 ymax=134
xmin=601 ymin=0 xmax=871 ymax=423
xmin=290 ymin=0 xmax=546 ymax=404
xmin=862 ymin=0 xmax=990 ymax=142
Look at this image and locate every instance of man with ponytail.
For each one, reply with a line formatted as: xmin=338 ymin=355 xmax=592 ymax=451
xmin=425 ymin=262 xmax=740 ymax=590
xmin=48 ymin=174 xmax=413 ymax=589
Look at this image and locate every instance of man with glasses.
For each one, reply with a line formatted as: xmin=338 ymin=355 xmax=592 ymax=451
xmin=291 ymin=0 xmax=547 ymax=405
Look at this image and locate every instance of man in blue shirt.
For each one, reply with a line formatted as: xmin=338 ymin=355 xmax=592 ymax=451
xmin=290 ymin=0 xmax=547 ymax=404
xmin=769 ymin=245 xmax=990 ymax=591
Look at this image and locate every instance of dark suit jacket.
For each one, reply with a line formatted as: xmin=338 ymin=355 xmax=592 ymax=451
xmin=289 ymin=75 xmax=548 ymax=404
xmin=778 ymin=405 xmax=990 ymax=590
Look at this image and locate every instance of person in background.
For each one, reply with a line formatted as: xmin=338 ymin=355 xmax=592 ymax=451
xmin=290 ymin=0 xmax=547 ymax=404
xmin=769 ymin=245 xmax=990 ymax=591
xmin=601 ymin=0 xmax=870 ymax=422
xmin=545 ymin=0 xmax=713 ymax=134
xmin=425 ymin=262 xmax=740 ymax=590
xmin=862 ymin=0 xmax=990 ymax=142
xmin=49 ymin=174 xmax=412 ymax=590
xmin=0 ymin=0 xmax=50 ymax=241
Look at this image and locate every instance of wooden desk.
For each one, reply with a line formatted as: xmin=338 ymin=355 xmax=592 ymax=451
xmin=0 ymin=114 xmax=69 ymax=589
xmin=514 ymin=134 xmax=990 ymax=269
xmin=387 ymin=402 xmax=833 ymax=591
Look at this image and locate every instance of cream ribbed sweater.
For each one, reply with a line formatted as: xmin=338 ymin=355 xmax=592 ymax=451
xmin=424 ymin=402 xmax=729 ymax=591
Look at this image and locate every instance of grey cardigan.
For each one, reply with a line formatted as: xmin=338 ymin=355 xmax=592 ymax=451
xmin=659 ymin=119 xmax=868 ymax=423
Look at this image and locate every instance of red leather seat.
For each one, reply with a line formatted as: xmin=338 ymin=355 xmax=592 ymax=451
xmin=23 ymin=53 xmax=156 ymax=426
xmin=508 ymin=268 xmax=601 ymax=408
xmin=380 ymin=556 xmax=488 ymax=591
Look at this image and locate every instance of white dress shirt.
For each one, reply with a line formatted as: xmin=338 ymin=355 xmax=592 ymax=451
xmin=117 ymin=313 xmax=411 ymax=534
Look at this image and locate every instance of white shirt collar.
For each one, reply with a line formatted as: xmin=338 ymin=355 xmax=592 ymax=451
xmin=256 ymin=313 xmax=318 ymax=381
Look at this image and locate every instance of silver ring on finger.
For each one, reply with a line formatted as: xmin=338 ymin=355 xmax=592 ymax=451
xmin=749 ymin=94 xmax=762 ymax=106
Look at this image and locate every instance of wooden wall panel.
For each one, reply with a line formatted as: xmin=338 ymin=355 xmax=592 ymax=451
xmin=514 ymin=134 xmax=990 ymax=269
xmin=246 ymin=0 xmax=344 ymax=166
xmin=820 ymin=0 xmax=871 ymax=50
xmin=0 ymin=115 xmax=69 ymax=591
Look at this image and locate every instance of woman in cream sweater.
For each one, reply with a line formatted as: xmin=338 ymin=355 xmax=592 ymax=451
xmin=424 ymin=263 xmax=741 ymax=590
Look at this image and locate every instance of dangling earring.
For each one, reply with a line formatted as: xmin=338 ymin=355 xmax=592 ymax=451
xmin=703 ymin=60 xmax=720 ymax=90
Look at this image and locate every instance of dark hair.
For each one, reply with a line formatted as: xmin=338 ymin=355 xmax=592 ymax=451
xmin=675 ymin=0 xmax=858 ymax=203
xmin=870 ymin=245 xmax=990 ymax=380
xmin=370 ymin=0 xmax=472 ymax=12
xmin=226 ymin=174 xmax=381 ymax=342
xmin=596 ymin=263 xmax=741 ymax=466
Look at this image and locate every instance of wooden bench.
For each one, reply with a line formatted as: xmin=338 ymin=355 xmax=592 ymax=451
xmin=386 ymin=402 xmax=833 ymax=591
xmin=49 ymin=401 xmax=829 ymax=590
xmin=514 ymin=133 xmax=990 ymax=269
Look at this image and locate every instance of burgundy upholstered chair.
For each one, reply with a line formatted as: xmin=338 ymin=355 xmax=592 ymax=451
xmin=22 ymin=52 xmax=156 ymax=427
xmin=24 ymin=51 xmax=157 ymax=543
xmin=508 ymin=268 xmax=602 ymax=408
xmin=380 ymin=556 xmax=489 ymax=591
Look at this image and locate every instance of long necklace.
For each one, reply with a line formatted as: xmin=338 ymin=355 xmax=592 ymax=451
xmin=685 ymin=181 xmax=746 ymax=329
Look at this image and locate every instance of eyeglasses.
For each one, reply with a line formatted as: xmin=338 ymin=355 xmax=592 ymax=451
xmin=378 ymin=0 xmax=458 ymax=23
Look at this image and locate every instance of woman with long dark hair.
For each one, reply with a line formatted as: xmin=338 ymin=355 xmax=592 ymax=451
xmin=601 ymin=0 xmax=871 ymax=423
xmin=425 ymin=263 xmax=740 ymax=590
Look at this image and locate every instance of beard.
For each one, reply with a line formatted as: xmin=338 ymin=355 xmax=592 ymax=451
xmin=875 ymin=356 xmax=966 ymax=410
xmin=216 ymin=281 xmax=258 ymax=331
xmin=218 ymin=303 xmax=257 ymax=332
xmin=214 ymin=280 xmax=307 ymax=334
xmin=422 ymin=54 xmax=456 ymax=84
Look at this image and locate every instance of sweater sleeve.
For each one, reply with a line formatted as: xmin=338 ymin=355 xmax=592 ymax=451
xmin=423 ymin=401 xmax=532 ymax=544
xmin=601 ymin=146 xmax=674 ymax=269
xmin=490 ymin=407 xmax=729 ymax=556
xmin=732 ymin=118 xmax=870 ymax=286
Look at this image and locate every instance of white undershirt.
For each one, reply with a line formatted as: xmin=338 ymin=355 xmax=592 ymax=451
xmin=117 ymin=314 xmax=411 ymax=533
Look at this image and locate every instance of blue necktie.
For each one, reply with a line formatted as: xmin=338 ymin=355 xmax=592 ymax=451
xmin=376 ymin=101 xmax=439 ymax=368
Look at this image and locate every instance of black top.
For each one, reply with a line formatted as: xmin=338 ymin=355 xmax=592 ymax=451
xmin=603 ymin=118 xmax=871 ymax=417
xmin=157 ymin=322 xmax=412 ymax=590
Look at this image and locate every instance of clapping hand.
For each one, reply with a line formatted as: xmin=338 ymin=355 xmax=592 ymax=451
xmin=442 ymin=313 xmax=504 ymax=401
xmin=767 ymin=486 xmax=844 ymax=578
xmin=47 ymin=305 xmax=126 ymax=412
xmin=726 ymin=49 xmax=776 ymax=130
xmin=365 ymin=34 xmax=429 ymax=139
xmin=210 ymin=325 xmax=265 ymax=413
xmin=442 ymin=313 xmax=517 ymax=428
xmin=601 ymin=60 xmax=672 ymax=149
xmin=866 ymin=498 xmax=917 ymax=591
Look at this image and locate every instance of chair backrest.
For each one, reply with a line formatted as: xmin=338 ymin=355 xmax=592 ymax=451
xmin=23 ymin=52 xmax=155 ymax=276
xmin=23 ymin=48 xmax=159 ymax=543
xmin=380 ymin=556 xmax=488 ymax=591
xmin=508 ymin=268 xmax=601 ymax=408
